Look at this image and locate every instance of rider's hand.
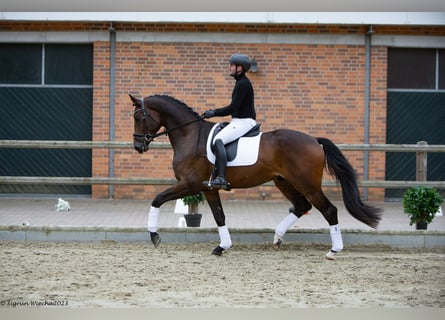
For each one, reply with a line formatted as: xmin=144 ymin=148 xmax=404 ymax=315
xmin=203 ymin=110 xmax=216 ymax=118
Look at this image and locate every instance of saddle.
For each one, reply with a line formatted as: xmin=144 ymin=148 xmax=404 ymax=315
xmin=210 ymin=122 xmax=261 ymax=162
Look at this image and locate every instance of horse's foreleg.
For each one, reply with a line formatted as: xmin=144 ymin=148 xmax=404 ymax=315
xmin=204 ymin=189 xmax=232 ymax=256
xmin=147 ymin=183 xmax=201 ymax=248
xmin=147 ymin=206 xmax=161 ymax=247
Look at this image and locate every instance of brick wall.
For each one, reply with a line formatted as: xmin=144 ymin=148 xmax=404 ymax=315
xmin=2 ymin=21 xmax=441 ymax=201
xmin=104 ymin=40 xmax=387 ymax=201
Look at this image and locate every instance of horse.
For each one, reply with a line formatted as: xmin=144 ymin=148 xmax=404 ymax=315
xmin=129 ymin=94 xmax=382 ymax=260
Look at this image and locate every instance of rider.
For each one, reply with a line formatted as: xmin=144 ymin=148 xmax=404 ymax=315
xmin=203 ymin=53 xmax=257 ymax=189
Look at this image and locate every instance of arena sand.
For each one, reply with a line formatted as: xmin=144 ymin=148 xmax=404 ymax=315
xmin=0 ymin=241 xmax=444 ymax=308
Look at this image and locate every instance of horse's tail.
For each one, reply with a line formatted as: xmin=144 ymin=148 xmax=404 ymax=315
xmin=317 ymin=137 xmax=382 ymax=229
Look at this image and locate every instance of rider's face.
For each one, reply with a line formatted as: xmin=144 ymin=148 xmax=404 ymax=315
xmin=229 ymin=64 xmax=240 ymax=77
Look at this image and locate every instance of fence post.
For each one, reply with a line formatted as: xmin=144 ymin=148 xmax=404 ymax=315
xmin=416 ymin=141 xmax=428 ymax=182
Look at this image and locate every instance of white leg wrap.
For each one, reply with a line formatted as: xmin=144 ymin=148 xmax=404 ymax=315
xmin=275 ymin=213 xmax=299 ymax=238
xmin=147 ymin=206 xmax=160 ymax=233
xmin=329 ymin=224 xmax=343 ymax=253
xmin=218 ymin=225 xmax=232 ymax=250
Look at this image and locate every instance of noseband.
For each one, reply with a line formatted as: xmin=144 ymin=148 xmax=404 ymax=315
xmin=133 ymin=98 xmax=203 ymax=147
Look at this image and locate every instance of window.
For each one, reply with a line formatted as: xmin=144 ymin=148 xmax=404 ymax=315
xmin=388 ymin=48 xmax=436 ymax=89
xmin=0 ymin=43 xmax=93 ymax=86
xmin=45 ymin=44 xmax=93 ymax=85
xmin=0 ymin=44 xmax=42 ymax=84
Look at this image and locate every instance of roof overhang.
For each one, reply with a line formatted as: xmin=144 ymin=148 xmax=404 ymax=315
xmin=1 ymin=12 xmax=445 ymax=26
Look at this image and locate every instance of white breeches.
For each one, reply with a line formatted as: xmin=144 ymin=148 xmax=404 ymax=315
xmin=213 ymin=118 xmax=256 ymax=145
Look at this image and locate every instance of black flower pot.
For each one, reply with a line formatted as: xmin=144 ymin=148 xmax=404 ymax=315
xmin=415 ymin=222 xmax=428 ymax=230
xmin=184 ymin=213 xmax=202 ymax=227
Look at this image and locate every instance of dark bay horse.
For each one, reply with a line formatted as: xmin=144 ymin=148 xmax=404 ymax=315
xmin=129 ymin=94 xmax=381 ymax=259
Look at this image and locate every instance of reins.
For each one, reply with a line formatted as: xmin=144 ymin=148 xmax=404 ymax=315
xmin=142 ymin=116 xmax=204 ymax=142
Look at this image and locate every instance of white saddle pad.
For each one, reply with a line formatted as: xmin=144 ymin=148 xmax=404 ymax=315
xmin=206 ymin=123 xmax=262 ymax=167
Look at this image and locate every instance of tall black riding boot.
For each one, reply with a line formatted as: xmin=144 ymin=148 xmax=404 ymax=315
xmin=211 ymin=139 xmax=230 ymax=189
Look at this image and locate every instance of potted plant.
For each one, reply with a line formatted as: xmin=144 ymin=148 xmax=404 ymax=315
xmin=181 ymin=192 xmax=205 ymax=227
xmin=402 ymin=186 xmax=443 ymax=230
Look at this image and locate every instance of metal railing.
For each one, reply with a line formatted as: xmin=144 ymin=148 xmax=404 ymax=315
xmin=0 ymin=140 xmax=444 ymax=188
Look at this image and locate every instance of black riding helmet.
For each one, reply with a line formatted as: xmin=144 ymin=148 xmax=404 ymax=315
xmin=229 ymin=53 xmax=251 ymax=72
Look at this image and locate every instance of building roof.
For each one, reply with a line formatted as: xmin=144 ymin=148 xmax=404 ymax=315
xmin=1 ymin=12 xmax=445 ymax=26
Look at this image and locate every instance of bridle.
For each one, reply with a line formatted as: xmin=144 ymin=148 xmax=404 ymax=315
xmin=133 ymin=98 xmax=204 ymax=146
xmin=133 ymin=98 xmax=162 ymax=145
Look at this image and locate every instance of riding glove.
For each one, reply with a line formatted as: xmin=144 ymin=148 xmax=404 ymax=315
xmin=203 ymin=110 xmax=216 ymax=118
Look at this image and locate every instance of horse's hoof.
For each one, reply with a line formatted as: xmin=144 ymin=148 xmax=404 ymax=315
xmin=325 ymin=250 xmax=337 ymax=260
xmin=150 ymin=232 xmax=161 ymax=248
xmin=273 ymin=239 xmax=282 ymax=251
xmin=212 ymin=246 xmax=225 ymax=256
xmin=273 ymin=234 xmax=283 ymax=250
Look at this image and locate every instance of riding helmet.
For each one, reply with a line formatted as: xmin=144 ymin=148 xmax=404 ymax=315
xmin=229 ymin=53 xmax=251 ymax=72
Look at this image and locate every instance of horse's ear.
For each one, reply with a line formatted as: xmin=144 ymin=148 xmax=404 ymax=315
xmin=128 ymin=94 xmax=138 ymax=104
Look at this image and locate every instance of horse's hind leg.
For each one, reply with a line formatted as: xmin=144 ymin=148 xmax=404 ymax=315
xmin=273 ymin=176 xmax=312 ymax=249
xmin=305 ymin=190 xmax=344 ymax=260
xmin=274 ymin=176 xmax=343 ymax=260
xmin=203 ymin=189 xmax=232 ymax=256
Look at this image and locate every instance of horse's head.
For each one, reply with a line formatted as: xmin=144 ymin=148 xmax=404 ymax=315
xmin=129 ymin=94 xmax=162 ymax=153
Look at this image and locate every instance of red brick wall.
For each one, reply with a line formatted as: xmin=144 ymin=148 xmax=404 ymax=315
xmin=106 ymin=40 xmax=388 ymax=201
xmin=2 ymin=21 xmax=441 ymax=201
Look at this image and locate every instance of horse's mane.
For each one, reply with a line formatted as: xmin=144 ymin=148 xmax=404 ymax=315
xmin=149 ymin=95 xmax=200 ymax=117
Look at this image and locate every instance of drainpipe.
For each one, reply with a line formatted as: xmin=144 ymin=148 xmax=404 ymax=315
xmin=108 ymin=22 xmax=116 ymax=199
xmin=363 ymin=25 xmax=374 ymax=200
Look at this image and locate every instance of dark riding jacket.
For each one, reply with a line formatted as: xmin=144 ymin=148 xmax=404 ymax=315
xmin=213 ymin=73 xmax=256 ymax=120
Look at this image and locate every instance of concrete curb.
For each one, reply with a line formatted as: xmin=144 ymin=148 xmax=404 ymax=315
xmin=1 ymin=226 xmax=444 ymax=249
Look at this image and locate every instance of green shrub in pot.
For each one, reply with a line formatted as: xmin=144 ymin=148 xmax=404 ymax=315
xmin=181 ymin=192 xmax=205 ymax=214
xmin=402 ymin=186 xmax=443 ymax=229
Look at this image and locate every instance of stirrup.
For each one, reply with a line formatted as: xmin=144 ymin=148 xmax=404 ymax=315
xmin=209 ymin=177 xmax=230 ymax=190
xmin=203 ymin=181 xmax=230 ymax=190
